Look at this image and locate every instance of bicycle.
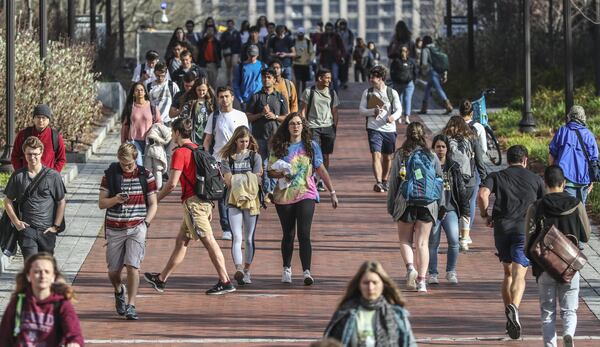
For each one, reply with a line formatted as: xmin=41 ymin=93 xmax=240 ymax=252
xmin=471 ymin=88 xmax=502 ymax=166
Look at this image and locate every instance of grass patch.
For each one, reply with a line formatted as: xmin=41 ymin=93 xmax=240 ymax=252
xmin=0 ymin=172 xmax=9 ymax=210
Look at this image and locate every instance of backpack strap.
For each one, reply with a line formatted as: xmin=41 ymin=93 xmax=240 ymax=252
xmin=284 ymin=79 xmax=292 ymax=106
xmin=386 ymin=86 xmax=395 ymax=115
xmin=168 ymin=80 xmax=175 ymax=99
xmin=51 ymin=128 xmax=59 ymax=154
xmin=146 ymin=82 xmax=153 ymax=94
xmin=307 ymin=85 xmax=316 ymax=117
xmin=13 ymin=293 xmax=26 ymax=337
xmin=137 ymin=166 xmax=149 ymax=207
xmin=53 ymin=300 xmax=63 ymax=343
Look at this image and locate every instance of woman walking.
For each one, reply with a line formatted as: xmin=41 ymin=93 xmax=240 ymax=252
xmin=180 ymin=77 xmax=216 ymax=147
xmin=388 ymin=122 xmax=443 ymax=293
xmin=268 ymin=113 xmax=338 ymax=285
xmin=0 ymin=253 xmax=84 ymax=346
xmin=440 ymin=115 xmax=487 ymax=251
xmin=121 ymin=82 xmax=162 ymax=165
xmin=324 ymin=260 xmax=417 ymax=347
xmin=428 ymin=134 xmax=470 ymax=285
xmin=220 ymin=126 xmax=263 ymax=286
xmin=390 ymin=45 xmax=418 ymax=124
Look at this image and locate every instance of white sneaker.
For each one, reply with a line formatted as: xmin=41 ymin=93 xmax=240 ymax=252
xmin=464 ymin=236 xmax=473 ymax=244
xmin=243 ymin=269 xmax=252 ymax=284
xmin=281 ymin=267 xmax=292 ymax=283
xmin=406 ymin=268 xmax=418 ymax=290
xmin=222 ymin=232 xmax=233 ymax=241
xmin=459 ymin=239 xmax=469 ymax=251
xmin=303 ymin=270 xmax=314 ymax=286
xmin=427 ymin=273 xmax=439 ymax=285
xmin=417 ymin=280 xmax=427 ymax=293
xmin=446 ymin=271 xmax=459 ymax=284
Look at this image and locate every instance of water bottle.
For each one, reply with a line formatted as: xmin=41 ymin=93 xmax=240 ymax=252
xmin=197 ymin=176 xmax=205 ymax=196
xmin=399 ymin=164 xmax=406 ymax=180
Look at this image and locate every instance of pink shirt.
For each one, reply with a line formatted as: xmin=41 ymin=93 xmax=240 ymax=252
xmin=123 ymin=102 xmax=161 ymax=142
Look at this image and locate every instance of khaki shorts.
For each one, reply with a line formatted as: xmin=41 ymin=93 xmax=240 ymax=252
xmin=106 ymin=222 xmax=147 ymax=272
xmin=181 ymin=195 xmax=213 ymax=241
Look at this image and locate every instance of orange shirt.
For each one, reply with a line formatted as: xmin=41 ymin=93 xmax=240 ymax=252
xmin=204 ymin=39 xmax=216 ymax=62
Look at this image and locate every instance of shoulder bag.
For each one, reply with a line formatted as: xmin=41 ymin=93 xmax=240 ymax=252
xmin=574 ymin=129 xmax=600 ymax=182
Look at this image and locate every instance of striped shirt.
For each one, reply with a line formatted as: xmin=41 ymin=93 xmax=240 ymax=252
xmin=100 ymin=168 xmax=157 ymax=230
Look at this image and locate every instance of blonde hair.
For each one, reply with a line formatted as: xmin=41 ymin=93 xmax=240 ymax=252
xmin=219 ymin=126 xmax=259 ymax=160
xmin=22 ymin=136 xmax=45 ymax=153
xmin=117 ymin=143 xmax=139 ymax=162
xmin=14 ymin=252 xmax=75 ymax=301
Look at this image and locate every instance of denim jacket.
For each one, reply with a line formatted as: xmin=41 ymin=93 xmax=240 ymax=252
xmin=549 ymin=121 xmax=599 ymax=185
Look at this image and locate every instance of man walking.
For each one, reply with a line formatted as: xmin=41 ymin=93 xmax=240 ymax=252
xmin=336 ymin=19 xmax=354 ymax=90
xmin=99 ymin=143 xmax=158 ymax=320
xmin=358 ymin=66 xmax=401 ymax=192
xmin=221 ymin=19 xmax=242 ymax=86
xmin=172 ymin=50 xmax=205 ymax=91
xmin=525 ymin=165 xmax=591 ymax=347
xmin=204 ymin=86 xmax=249 ymax=240
xmin=268 ymin=25 xmax=296 ymax=80
xmin=144 ymin=117 xmax=235 ymax=295
xmin=233 ymin=45 xmax=264 ymax=110
xmin=11 ymin=104 xmax=66 ymax=172
xmin=478 ymin=145 xmax=545 ymax=340
xmin=316 ymin=23 xmax=345 ymax=91
xmin=3 ymin=137 xmax=66 ymax=260
xmin=270 ymin=59 xmax=298 ymax=114
xmin=197 ymin=26 xmax=222 ymax=88
xmin=246 ymin=68 xmax=289 ymax=197
xmin=300 ymin=69 xmax=339 ymax=191
xmin=147 ymin=62 xmax=180 ymax=125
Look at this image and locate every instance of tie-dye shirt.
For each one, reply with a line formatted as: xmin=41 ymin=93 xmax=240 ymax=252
xmin=268 ymin=140 xmax=324 ymax=205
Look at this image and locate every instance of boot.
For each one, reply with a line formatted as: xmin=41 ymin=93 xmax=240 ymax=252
xmin=444 ymin=99 xmax=454 ymax=114
xmin=418 ymin=101 xmax=428 ymax=115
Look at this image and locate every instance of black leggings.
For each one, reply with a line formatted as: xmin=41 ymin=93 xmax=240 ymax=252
xmin=275 ymin=199 xmax=316 ymax=271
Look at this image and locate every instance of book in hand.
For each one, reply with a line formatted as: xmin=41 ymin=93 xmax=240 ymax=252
xmin=367 ymin=94 xmax=385 ymax=109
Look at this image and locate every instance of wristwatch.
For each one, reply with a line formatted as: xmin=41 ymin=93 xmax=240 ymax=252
xmin=52 ymin=224 xmax=60 ymax=230
xmin=144 ymin=221 xmax=150 ymax=227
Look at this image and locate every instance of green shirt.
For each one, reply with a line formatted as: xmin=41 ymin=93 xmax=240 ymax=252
xmin=302 ymin=86 xmax=339 ymax=128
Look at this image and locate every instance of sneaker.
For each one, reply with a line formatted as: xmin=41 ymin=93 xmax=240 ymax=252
xmin=234 ymin=270 xmax=245 ymax=286
xmin=206 ymin=281 xmax=236 ymax=295
xmin=222 ymin=232 xmax=233 ymax=241
xmin=505 ymin=304 xmax=521 ymax=340
xmin=317 ymin=180 xmax=326 ymax=192
xmin=459 ymin=238 xmax=469 ymax=251
xmin=114 ymin=284 xmax=126 ymax=316
xmin=281 ymin=267 xmax=292 ymax=283
xmin=416 ymin=280 xmax=427 ymax=293
xmin=143 ymin=272 xmax=165 ymax=293
xmin=464 ymin=236 xmax=473 ymax=244
xmin=303 ymin=270 xmax=314 ymax=286
xmin=243 ymin=269 xmax=252 ymax=284
xmin=373 ymin=182 xmax=384 ymax=193
xmin=405 ymin=116 xmax=411 ymax=124
xmin=381 ymin=181 xmax=389 ymax=192
xmin=446 ymin=271 xmax=458 ymax=284
xmin=406 ymin=268 xmax=418 ymax=290
xmin=125 ymin=304 xmax=139 ymax=320
xmin=427 ymin=273 xmax=439 ymax=285
xmin=563 ymin=334 xmax=574 ymax=347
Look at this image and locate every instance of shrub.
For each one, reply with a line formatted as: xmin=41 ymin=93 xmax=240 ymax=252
xmin=0 ymin=30 xmax=101 ymax=150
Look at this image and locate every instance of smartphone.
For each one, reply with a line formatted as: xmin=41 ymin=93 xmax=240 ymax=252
xmin=118 ymin=193 xmax=129 ymax=200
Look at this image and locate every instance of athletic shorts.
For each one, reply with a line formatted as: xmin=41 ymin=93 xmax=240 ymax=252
xmin=494 ymin=231 xmax=530 ymax=267
xmin=400 ymin=206 xmax=435 ymax=223
xmin=106 ymin=223 xmax=147 ymax=272
xmin=367 ymin=129 xmax=397 ymax=154
xmin=181 ymin=195 xmax=213 ymax=241
xmin=293 ymin=65 xmax=311 ymax=82
xmin=311 ymin=126 xmax=336 ymax=154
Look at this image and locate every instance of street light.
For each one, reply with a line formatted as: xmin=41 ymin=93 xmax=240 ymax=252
xmin=151 ymin=2 xmax=169 ymax=28
xmin=519 ymin=0 xmax=536 ymax=133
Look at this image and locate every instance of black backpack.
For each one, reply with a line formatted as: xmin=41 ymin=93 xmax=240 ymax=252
xmin=181 ymin=144 xmax=225 ymax=201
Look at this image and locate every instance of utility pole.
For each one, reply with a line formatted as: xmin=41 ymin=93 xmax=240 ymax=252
xmin=1 ymin=0 xmax=16 ymax=172
xmin=39 ymin=0 xmax=47 ymax=59
xmin=519 ymin=0 xmax=535 ymax=133
xmin=564 ymin=0 xmax=574 ymax=113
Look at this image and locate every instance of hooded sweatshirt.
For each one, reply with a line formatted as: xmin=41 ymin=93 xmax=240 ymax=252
xmin=524 ymin=191 xmax=592 ymax=278
xmin=0 ymin=289 xmax=84 ymax=347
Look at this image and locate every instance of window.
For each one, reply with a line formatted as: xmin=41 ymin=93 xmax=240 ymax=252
xmin=348 ymin=18 xmax=358 ymax=31
xmin=292 ymin=19 xmax=303 ymax=29
xmin=310 ymin=5 xmax=321 ymax=16
xmin=366 ymin=5 xmax=378 ymax=16
xmin=366 ymin=18 xmax=379 ymax=29
xmin=366 ymin=32 xmax=378 ymax=43
xmin=382 ymin=4 xmax=394 ymax=13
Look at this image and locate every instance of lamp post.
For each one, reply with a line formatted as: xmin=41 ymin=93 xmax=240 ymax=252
xmin=446 ymin=0 xmax=452 ymax=38
xmin=564 ymin=0 xmax=574 ymax=113
xmin=467 ymin=0 xmax=474 ymax=70
xmin=90 ymin=0 xmax=97 ymax=43
xmin=105 ymin=0 xmax=112 ymax=37
xmin=119 ymin=0 xmax=124 ymax=62
xmin=1 ymin=0 xmax=16 ymax=172
xmin=519 ymin=0 xmax=535 ymax=132
xmin=68 ymin=0 xmax=75 ymax=41
xmin=40 ymin=0 xmax=47 ymax=59
xmin=151 ymin=2 xmax=169 ymax=28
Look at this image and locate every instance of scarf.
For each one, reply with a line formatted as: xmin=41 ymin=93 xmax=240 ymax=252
xmin=358 ymin=296 xmax=401 ymax=347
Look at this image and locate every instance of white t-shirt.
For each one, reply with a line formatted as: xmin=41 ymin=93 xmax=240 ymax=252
xmin=468 ymin=120 xmax=487 ymax=154
xmin=131 ymin=63 xmax=172 ymax=83
xmin=358 ymin=86 xmax=402 ymax=133
xmin=148 ymin=81 xmax=180 ymax=123
xmin=204 ymin=109 xmax=249 ymax=160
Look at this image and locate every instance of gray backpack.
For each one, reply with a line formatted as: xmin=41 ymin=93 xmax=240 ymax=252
xmin=449 ymin=137 xmax=474 ymax=181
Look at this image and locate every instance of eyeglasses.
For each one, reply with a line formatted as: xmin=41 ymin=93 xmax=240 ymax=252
xmin=25 ymin=152 xmax=42 ymax=157
xmin=289 ymin=122 xmax=303 ymax=127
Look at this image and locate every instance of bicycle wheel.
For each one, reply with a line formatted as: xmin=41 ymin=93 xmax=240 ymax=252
xmin=485 ymin=126 xmax=502 ymax=166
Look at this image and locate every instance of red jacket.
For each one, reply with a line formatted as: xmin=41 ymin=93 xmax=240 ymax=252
xmin=0 ymin=290 xmax=85 ymax=347
xmin=11 ymin=126 xmax=67 ymax=172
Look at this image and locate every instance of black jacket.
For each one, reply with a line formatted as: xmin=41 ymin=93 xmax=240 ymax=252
xmin=525 ymin=192 xmax=591 ymax=278
xmin=441 ymin=158 xmax=470 ymax=218
xmin=197 ymin=37 xmax=222 ymax=68
xmin=390 ymin=58 xmax=418 ymax=85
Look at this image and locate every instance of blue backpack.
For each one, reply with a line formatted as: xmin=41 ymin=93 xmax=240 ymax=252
xmin=401 ymin=149 xmax=443 ymax=205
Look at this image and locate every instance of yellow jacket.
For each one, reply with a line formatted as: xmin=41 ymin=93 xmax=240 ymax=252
xmin=228 ymin=172 xmax=261 ymax=215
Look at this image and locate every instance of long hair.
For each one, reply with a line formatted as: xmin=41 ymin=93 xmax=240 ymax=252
xmin=400 ymin=122 xmax=427 ymax=155
xmin=337 ymin=261 xmax=405 ymax=310
xmin=441 ymin=115 xmax=475 ymax=140
xmin=165 ymin=27 xmax=186 ymax=60
xmin=270 ymin=113 xmax=314 ymax=159
xmin=431 ymin=134 xmax=451 ymax=161
xmin=14 ymin=252 xmax=75 ymax=301
xmin=184 ymin=77 xmax=216 ymax=112
xmin=240 ymin=20 xmax=250 ymax=33
xmin=219 ymin=126 xmax=259 ymax=160
xmin=394 ymin=20 xmax=412 ymax=43
xmin=121 ymin=82 xmax=150 ymax=125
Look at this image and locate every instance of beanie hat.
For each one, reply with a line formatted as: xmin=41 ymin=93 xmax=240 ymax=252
xmin=567 ymin=105 xmax=586 ymax=124
xmin=33 ymin=104 xmax=52 ymax=120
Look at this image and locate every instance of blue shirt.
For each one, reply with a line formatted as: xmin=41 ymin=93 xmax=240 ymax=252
xmin=233 ymin=60 xmax=264 ymax=104
xmin=549 ymin=121 xmax=599 ymax=185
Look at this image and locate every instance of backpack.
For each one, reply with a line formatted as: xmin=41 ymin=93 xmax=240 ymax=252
xmin=390 ymin=58 xmax=413 ymax=84
xmin=306 ymin=86 xmax=336 ymax=118
xmin=24 ymin=126 xmax=59 ymax=155
xmin=147 ymin=80 xmax=175 ymax=99
xmin=283 ymin=79 xmax=293 ymax=109
xmin=181 ymin=144 xmax=225 ymax=201
xmin=429 ymin=46 xmax=449 ymax=73
xmin=401 ymin=149 xmax=443 ymax=205
xmin=104 ymin=162 xmax=149 ymax=207
xmin=366 ymin=87 xmax=396 ymax=115
xmin=448 ymin=137 xmax=475 ymax=181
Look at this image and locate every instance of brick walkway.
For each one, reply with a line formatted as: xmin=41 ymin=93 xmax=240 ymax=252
xmin=70 ymin=98 xmax=599 ymax=345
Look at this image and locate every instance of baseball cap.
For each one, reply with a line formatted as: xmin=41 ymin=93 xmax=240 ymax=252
xmin=247 ymin=44 xmax=259 ymax=57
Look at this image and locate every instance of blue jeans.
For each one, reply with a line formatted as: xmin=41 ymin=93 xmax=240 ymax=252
xmin=282 ymin=65 xmax=293 ymax=80
xmin=131 ymin=140 xmax=146 ymax=166
xmin=218 ymin=186 xmax=231 ymax=234
xmin=257 ymin=139 xmax=276 ymax=194
xmin=423 ymin=70 xmax=448 ymax=103
xmin=330 ymin=62 xmax=340 ymax=92
xmin=394 ymin=81 xmax=415 ymax=116
xmin=538 ymin=271 xmax=580 ymax=347
xmin=565 ymin=185 xmax=589 ymax=204
xmin=428 ymin=210 xmax=460 ymax=274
